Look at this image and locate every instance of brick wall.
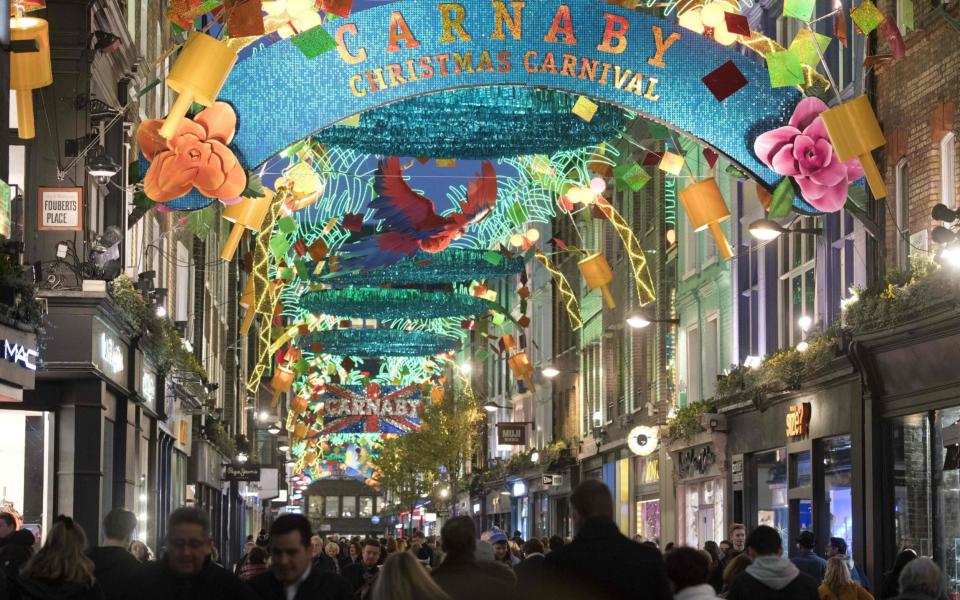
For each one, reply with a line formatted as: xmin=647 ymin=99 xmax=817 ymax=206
xmin=875 ymin=1 xmax=960 ymax=269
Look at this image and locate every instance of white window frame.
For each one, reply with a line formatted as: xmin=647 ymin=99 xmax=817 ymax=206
xmin=682 ymin=208 xmax=697 ymax=279
xmin=685 ymin=323 xmax=701 ymax=405
xmin=941 ymin=132 xmax=956 ymax=211
xmin=895 ymin=158 xmax=910 ymax=271
xmin=703 ymin=313 xmax=720 ymax=402
xmin=778 ymin=217 xmax=817 ymax=349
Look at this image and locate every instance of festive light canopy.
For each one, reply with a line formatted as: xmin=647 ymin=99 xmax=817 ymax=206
xmin=301 ymin=288 xmax=496 ymax=320
xmin=303 ymin=329 xmax=460 ymax=357
xmin=315 ymin=87 xmax=626 ymax=159
xmin=315 ymin=249 xmax=525 ymax=286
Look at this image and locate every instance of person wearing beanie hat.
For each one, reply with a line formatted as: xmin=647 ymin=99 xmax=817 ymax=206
xmin=488 ymin=530 xmax=520 ymax=567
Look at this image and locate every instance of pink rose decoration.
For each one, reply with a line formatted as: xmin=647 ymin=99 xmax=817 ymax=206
xmin=754 ymin=97 xmax=864 ymax=213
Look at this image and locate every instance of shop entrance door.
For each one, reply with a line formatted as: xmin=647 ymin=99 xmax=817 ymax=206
xmin=700 ymin=507 xmax=715 ymax=546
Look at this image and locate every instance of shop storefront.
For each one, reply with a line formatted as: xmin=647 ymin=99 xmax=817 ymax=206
xmin=721 ymin=364 xmax=861 ymax=559
xmin=669 ymin=430 xmax=727 ymax=548
xmin=853 ymin=314 xmax=960 ymax=591
xmin=634 ymin=454 xmax=661 ymax=543
xmin=157 ymin=380 xmax=193 ymax=543
xmin=0 ymin=321 xmax=43 ymax=537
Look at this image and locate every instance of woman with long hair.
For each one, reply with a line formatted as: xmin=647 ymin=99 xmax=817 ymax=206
xmin=128 ymin=540 xmax=154 ymax=563
xmin=370 ymin=551 xmax=451 ymax=600
xmin=703 ymin=541 xmax=724 ymax=593
xmin=348 ymin=541 xmax=363 ymax=565
xmin=820 ymin=557 xmax=874 ymax=600
xmin=14 ymin=516 xmax=103 ymax=600
xmin=881 ymin=550 xmax=919 ymax=600
xmin=720 ymin=553 xmax=752 ymax=598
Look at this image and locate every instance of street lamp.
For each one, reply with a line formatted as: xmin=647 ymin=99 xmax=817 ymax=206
xmin=459 ymin=362 xmax=472 ymax=375
xmin=542 ymin=366 xmax=560 ymax=378
xmin=483 ymin=401 xmax=508 ymax=413
xmin=267 ymin=422 xmax=281 ymax=435
xmin=748 ymin=219 xmax=823 ymax=241
xmin=626 ymin=314 xmax=680 ymax=329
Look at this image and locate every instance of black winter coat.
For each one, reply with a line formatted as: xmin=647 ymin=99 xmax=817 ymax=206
xmin=540 ymin=518 xmax=673 ymax=600
xmin=9 ymin=576 xmax=104 ymax=600
xmin=0 ymin=530 xmax=36 ymax=579
xmin=86 ymin=546 xmax=144 ymax=600
xmin=514 ymin=553 xmax=545 ymax=598
xmin=431 ymin=556 xmax=519 ymax=600
xmin=246 ymin=567 xmax=352 ymax=600
xmin=139 ymin=558 xmax=255 ymax=600
xmin=726 ymin=569 xmax=820 ymax=600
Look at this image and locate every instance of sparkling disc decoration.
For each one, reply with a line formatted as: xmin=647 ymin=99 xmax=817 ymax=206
xmin=315 ymin=249 xmax=525 ymax=286
xmin=304 ymin=329 xmax=460 ymax=357
xmin=301 ymin=288 xmax=495 ymax=320
xmin=314 ymin=87 xmax=626 ymax=160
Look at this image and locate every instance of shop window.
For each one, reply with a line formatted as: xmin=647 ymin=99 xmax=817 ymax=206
xmin=0 ymin=411 xmax=53 ymax=532
xmin=681 ymin=479 xmax=724 ymax=547
xmin=359 ymin=497 xmax=373 ymax=518
xmin=823 ymin=435 xmax=853 ymax=552
xmin=341 ymin=496 xmax=356 ymax=518
xmin=939 ymin=407 xmax=960 ymax=592
xmin=325 ymin=496 xmax=340 ymax=519
xmin=791 ymin=450 xmax=812 ymax=488
xmin=686 ymin=324 xmax=701 ymax=404
xmin=703 ymin=315 xmax=719 ymax=401
xmin=683 ymin=208 xmax=697 ymax=278
xmin=755 ymin=448 xmax=788 ymax=547
xmin=104 ymin=419 xmax=115 ymax=516
xmin=890 ymin=414 xmax=931 ymax=556
xmin=637 ymin=499 xmax=661 ymax=542
xmin=308 ymin=496 xmax=322 ymax=515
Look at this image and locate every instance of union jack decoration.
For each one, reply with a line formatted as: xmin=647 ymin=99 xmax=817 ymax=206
xmin=316 ymin=384 xmax=422 ymax=435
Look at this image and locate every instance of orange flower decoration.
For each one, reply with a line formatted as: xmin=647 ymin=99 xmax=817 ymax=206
xmin=137 ymin=102 xmax=247 ymax=202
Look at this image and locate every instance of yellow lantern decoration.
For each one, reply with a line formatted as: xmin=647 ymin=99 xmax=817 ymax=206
xmin=270 ymin=364 xmax=294 ymax=406
xmin=159 ymin=32 xmax=238 ymax=140
xmin=502 ymin=334 xmax=517 ymax=350
xmin=10 ymin=16 xmax=53 ymax=140
xmin=819 ymin=95 xmax=887 ymax=199
xmin=221 ymin=190 xmax=273 ymax=261
xmin=678 ymin=178 xmax=734 ymax=261
xmin=239 ymin=276 xmax=256 ymax=333
xmin=508 ymin=351 xmax=536 ymax=392
xmin=578 ymin=253 xmax=616 ymax=309
xmin=304 ymin=450 xmax=318 ymax=466
xmin=293 ymin=422 xmax=308 ymax=441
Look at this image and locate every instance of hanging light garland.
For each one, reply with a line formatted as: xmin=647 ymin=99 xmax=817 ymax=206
xmin=315 ymin=249 xmax=525 ymax=286
xmin=302 ymin=329 xmax=460 ymax=357
xmin=301 ymin=288 xmax=496 ymax=320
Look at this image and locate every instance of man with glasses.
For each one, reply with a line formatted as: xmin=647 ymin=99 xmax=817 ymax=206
xmin=143 ymin=507 xmax=253 ymax=600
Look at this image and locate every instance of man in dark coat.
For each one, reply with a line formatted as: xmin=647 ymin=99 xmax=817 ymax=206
xmin=247 ymin=514 xmax=352 ymax=600
xmin=791 ymin=531 xmax=827 ymax=584
xmin=514 ymin=538 xmax=546 ymax=598
xmin=340 ymin=539 xmax=381 ymax=599
xmin=726 ymin=526 xmax=819 ymax=600
xmin=141 ymin=508 xmax=255 ymax=600
xmin=0 ymin=512 xmax=34 ymax=579
xmin=87 ymin=508 xmax=144 ymax=600
xmin=311 ymin=535 xmax=339 ymax=574
xmin=431 ymin=516 xmax=519 ymax=600
xmin=540 ymin=480 xmax=672 ymax=600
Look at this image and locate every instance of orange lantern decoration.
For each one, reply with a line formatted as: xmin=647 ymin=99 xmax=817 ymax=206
xmin=291 ymin=395 xmax=309 ymax=415
xmin=430 ymin=385 xmax=445 ymax=404
xmin=222 ymin=191 xmax=273 ymax=261
xmin=819 ymin=95 xmax=887 ymax=199
xmin=293 ymin=422 xmax=308 ymax=441
xmin=159 ymin=32 xmax=238 ymax=139
xmin=270 ymin=364 xmax=294 ymax=406
xmin=578 ymin=253 xmax=616 ymax=309
xmin=304 ymin=450 xmax=318 ymax=466
xmin=502 ymin=334 xmax=517 ymax=350
xmin=678 ymin=178 xmax=733 ymax=260
xmin=508 ymin=351 xmax=536 ymax=391
xmin=239 ymin=275 xmax=256 ymax=331
xmin=10 ymin=16 xmax=52 ymax=140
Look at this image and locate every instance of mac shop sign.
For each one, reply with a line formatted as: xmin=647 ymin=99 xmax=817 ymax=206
xmin=92 ymin=319 xmax=127 ymax=386
xmin=0 ymin=324 xmax=38 ymax=392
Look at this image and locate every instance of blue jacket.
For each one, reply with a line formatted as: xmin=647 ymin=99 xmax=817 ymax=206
xmin=792 ymin=550 xmax=828 ymax=584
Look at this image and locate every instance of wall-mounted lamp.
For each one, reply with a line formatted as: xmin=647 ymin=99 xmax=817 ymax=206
xmin=748 ymin=218 xmax=823 ymax=241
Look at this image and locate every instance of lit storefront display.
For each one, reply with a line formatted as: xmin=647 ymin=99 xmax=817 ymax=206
xmin=672 ymin=438 xmax=726 ymax=547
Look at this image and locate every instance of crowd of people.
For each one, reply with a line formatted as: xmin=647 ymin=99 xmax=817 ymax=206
xmin=0 ymin=480 xmax=949 ymax=600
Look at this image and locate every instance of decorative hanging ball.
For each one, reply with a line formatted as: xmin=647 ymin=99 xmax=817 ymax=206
xmin=713 ymin=24 xmax=739 ymax=45
xmin=510 ymin=233 xmax=525 ymax=247
xmin=10 ymin=16 xmax=52 ymax=140
xmin=525 ymin=228 xmax=541 ymax=243
xmin=700 ymin=3 xmax=726 ymax=27
xmin=159 ymin=31 xmax=238 ymax=139
xmin=589 ymin=177 xmax=607 ymax=194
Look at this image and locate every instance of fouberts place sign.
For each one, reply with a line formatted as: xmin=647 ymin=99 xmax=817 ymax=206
xmin=219 ymin=0 xmax=800 ymax=191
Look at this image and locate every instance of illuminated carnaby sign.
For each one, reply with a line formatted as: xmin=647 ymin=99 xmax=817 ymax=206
xmin=3 ymin=339 xmax=38 ymax=370
xmin=219 ymin=0 xmax=800 ymax=190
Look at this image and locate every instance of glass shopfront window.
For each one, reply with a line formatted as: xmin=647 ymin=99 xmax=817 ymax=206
xmin=823 ymin=435 xmax=853 ymax=552
xmin=325 ymin=496 xmax=340 ymax=518
xmin=680 ymin=479 xmax=724 ymax=547
xmin=637 ymin=499 xmax=661 ymax=542
xmin=341 ymin=496 xmax=356 ymax=518
xmin=0 ymin=410 xmax=53 ymax=540
xmin=755 ymin=448 xmax=788 ymax=546
xmin=358 ymin=497 xmax=373 ymax=518
xmin=890 ymin=413 xmax=931 ymax=556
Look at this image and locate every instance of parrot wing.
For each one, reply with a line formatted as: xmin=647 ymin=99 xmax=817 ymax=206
xmin=371 ymin=157 xmax=451 ymax=237
xmin=459 ymin=161 xmax=498 ymax=226
xmin=334 ymin=231 xmax=422 ymax=271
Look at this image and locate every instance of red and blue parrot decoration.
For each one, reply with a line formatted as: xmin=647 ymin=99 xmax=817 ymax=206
xmin=336 ymin=156 xmax=498 ymax=270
